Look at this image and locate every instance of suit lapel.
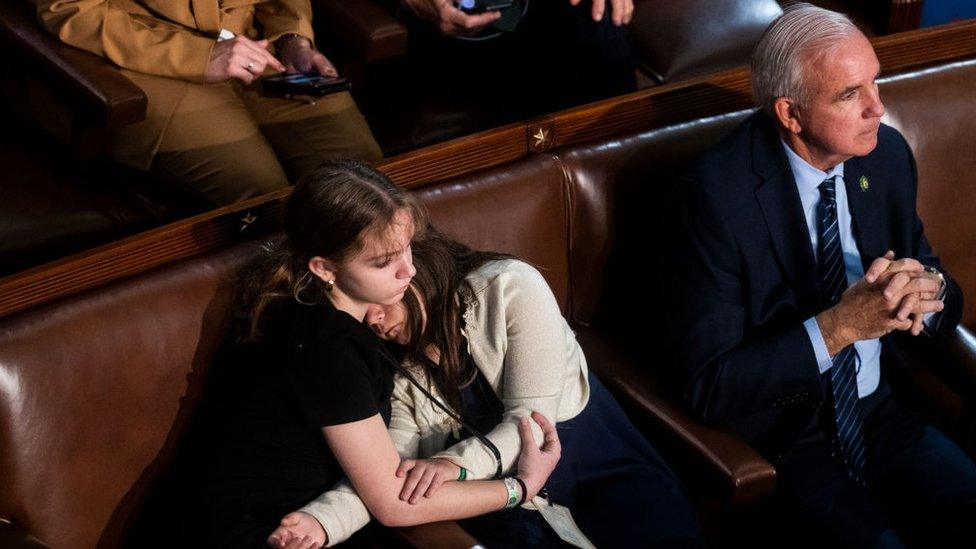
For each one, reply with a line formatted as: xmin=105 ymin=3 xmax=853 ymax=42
xmin=842 ymin=155 xmax=886 ymax=270
xmin=751 ymin=118 xmax=821 ymax=314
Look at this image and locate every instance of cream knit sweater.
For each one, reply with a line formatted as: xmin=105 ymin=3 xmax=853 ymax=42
xmin=300 ymin=259 xmax=590 ymax=545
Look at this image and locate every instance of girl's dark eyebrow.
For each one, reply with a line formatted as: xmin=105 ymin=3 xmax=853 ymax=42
xmin=366 ymin=248 xmax=402 ymax=262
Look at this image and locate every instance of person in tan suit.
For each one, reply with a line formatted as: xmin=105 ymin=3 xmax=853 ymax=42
xmin=37 ymin=0 xmax=383 ymax=206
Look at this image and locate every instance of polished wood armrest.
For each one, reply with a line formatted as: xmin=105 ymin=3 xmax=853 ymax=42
xmin=393 ymin=521 xmax=480 ymax=549
xmin=0 ymin=1 xmax=146 ymax=129
xmin=0 ymin=519 xmax=49 ymax=549
xmin=574 ymin=326 xmax=776 ymax=505
xmin=312 ymin=0 xmax=408 ymax=63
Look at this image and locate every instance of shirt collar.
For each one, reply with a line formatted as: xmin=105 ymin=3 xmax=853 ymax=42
xmin=780 ymin=139 xmax=845 ymax=194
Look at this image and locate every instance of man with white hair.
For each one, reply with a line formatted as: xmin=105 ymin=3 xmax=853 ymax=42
xmin=668 ymin=3 xmax=976 ymax=546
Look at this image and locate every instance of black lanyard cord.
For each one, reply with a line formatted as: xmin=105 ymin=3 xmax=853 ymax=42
xmin=378 ymin=345 xmax=505 ymax=479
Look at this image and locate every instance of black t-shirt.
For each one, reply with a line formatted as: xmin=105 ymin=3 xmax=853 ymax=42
xmin=175 ymin=301 xmax=394 ymax=545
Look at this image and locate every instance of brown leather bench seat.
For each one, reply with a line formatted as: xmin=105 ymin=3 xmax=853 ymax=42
xmin=0 ymin=109 xmax=211 ymax=277
xmin=0 ymin=119 xmax=126 ymax=276
xmin=1 ymin=55 xmax=975 ymax=548
xmin=882 ymin=59 xmax=976 ymax=330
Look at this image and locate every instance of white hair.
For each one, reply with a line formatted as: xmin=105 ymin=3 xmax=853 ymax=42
xmin=751 ymin=2 xmax=861 ymax=115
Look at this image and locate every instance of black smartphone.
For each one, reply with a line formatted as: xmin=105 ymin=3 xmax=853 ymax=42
xmin=260 ymin=72 xmax=352 ymax=97
xmin=456 ymin=0 xmax=515 ymax=14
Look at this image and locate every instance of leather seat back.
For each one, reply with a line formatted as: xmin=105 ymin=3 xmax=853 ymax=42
xmin=631 ymin=0 xmax=782 ymax=83
xmin=0 ymin=155 xmax=574 ymax=548
xmin=561 ymin=58 xmax=976 ymax=330
xmin=881 ymin=59 xmax=976 ymax=327
xmin=2 ymin=55 xmax=975 ymax=549
xmin=417 ymin=154 xmax=572 ymax=314
xmin=558 ymin=110 xmax=752 ymax=327
xmin=0 ymin=242 xmax=260 ymax=548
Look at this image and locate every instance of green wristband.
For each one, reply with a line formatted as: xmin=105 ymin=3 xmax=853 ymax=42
xmin=457 ymin=466 xmax=467 ymax=481
xmin=503 ymin=477 xmax=520 ymax=509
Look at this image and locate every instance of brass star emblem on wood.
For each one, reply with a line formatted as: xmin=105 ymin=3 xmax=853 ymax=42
xmin=240 ymin=212 xmax=257 ymax=232
xmin=531 ymin=126 xmax=553 ymax=151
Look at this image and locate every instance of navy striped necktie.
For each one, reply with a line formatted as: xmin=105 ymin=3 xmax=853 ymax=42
xmin=817 ymin=176 xmax=867 ymax=484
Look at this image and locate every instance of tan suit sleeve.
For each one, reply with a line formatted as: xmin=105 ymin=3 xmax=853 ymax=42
xmin=254 ymin=0 xmax=315 ymax=44
xmin=432 ymin=266 xmax=575 ymax=478
xmin=37 ymin=0 xmax=215 ymax=81
xmin=300 ymin=377 xmax=423 ymax=546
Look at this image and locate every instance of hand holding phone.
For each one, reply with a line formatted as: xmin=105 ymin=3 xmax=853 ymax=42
xmin=260 ymin=72 xmax=352 ymax=99
xmin=456 ymin=0 xmax=515 ymax=14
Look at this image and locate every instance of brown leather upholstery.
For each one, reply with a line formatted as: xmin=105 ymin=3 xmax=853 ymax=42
xmin=0 ymin=133 xmax=123 ymax=275
xmin=417 ymin=155 xmax=571 ymax=313
xmin=0 ymin=106 xmax=210 ymax=277
xmin=631 ymin=0 xmax=782 ymax=83
xmin=559 ymin=110 xmax=752 ymax=325
xmin=0 ymin=243 xmax=257 ymax=548
xmin=0 ymin=520 xmax=49 ymax=549
xmin=0 ymin=158 xmax=574 ymax=546
xmin=574 ymin=326 xmax=777 ymax=504
xmin=313 ymin=0 xmax=408 ymax=63
xmin=3 ymin=54 xmax=976 ymax=547
xmin=881 ymin=59 xmax=976 ymax=328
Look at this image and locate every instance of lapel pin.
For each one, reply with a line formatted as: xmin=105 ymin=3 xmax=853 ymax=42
xmin=859 ymin=175 xmax=870 ymax=192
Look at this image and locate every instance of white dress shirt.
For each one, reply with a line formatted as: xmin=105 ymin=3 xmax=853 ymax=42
xmin=782 ymin=141 xmax=882 ymax=398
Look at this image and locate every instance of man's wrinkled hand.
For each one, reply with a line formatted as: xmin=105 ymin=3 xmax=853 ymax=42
xmin=817 ymin=278 xmax=913 ymax=355
xmin=866 ymin=251 xmax=945 ymax=335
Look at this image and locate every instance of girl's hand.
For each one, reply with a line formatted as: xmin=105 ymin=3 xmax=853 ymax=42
xmin=516 ymin=411 xmax=561 ymax=500
xmin=266 ymin=511 xmax=327 ymax=549
xmin=395 ymin=457 xmax=461 ymax=504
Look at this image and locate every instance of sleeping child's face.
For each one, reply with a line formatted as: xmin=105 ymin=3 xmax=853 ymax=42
xmin=365 ymin=293 xmax=414 ymax=345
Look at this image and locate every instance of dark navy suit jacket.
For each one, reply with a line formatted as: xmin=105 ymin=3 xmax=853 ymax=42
xmin=668 ymin=112 xmax=963 ymax=462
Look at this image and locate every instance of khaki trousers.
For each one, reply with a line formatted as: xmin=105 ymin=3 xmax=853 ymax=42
xmin=110 ymin=71 xmax=382 ymax=206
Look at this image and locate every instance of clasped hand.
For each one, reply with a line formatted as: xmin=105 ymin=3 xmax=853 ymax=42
xmin=818 ymin=251 xmax=944 ymax=354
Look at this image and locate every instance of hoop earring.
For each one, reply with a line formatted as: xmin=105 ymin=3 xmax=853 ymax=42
xmin=324 ymin=279 xmax=335 ymax=292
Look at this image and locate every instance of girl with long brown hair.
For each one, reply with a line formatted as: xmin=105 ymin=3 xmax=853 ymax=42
xmin=143 ymin=161 xmax=559 ymax=548
xmin=271 ymin=227 xmax=703 ymax=547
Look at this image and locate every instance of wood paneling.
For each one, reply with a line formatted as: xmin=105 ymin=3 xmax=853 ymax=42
xmin=533 ymin=18 xmax=976 ymax=153
xmin=886 ymin=0 xmax=924 ymax=34
xmin=873 ymin=18 xmax=976 ymax=72
xmin=379 ymin=123 xmax=527 ymax=188
xmin=0 ymin=190 xmax=288 ymax=318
